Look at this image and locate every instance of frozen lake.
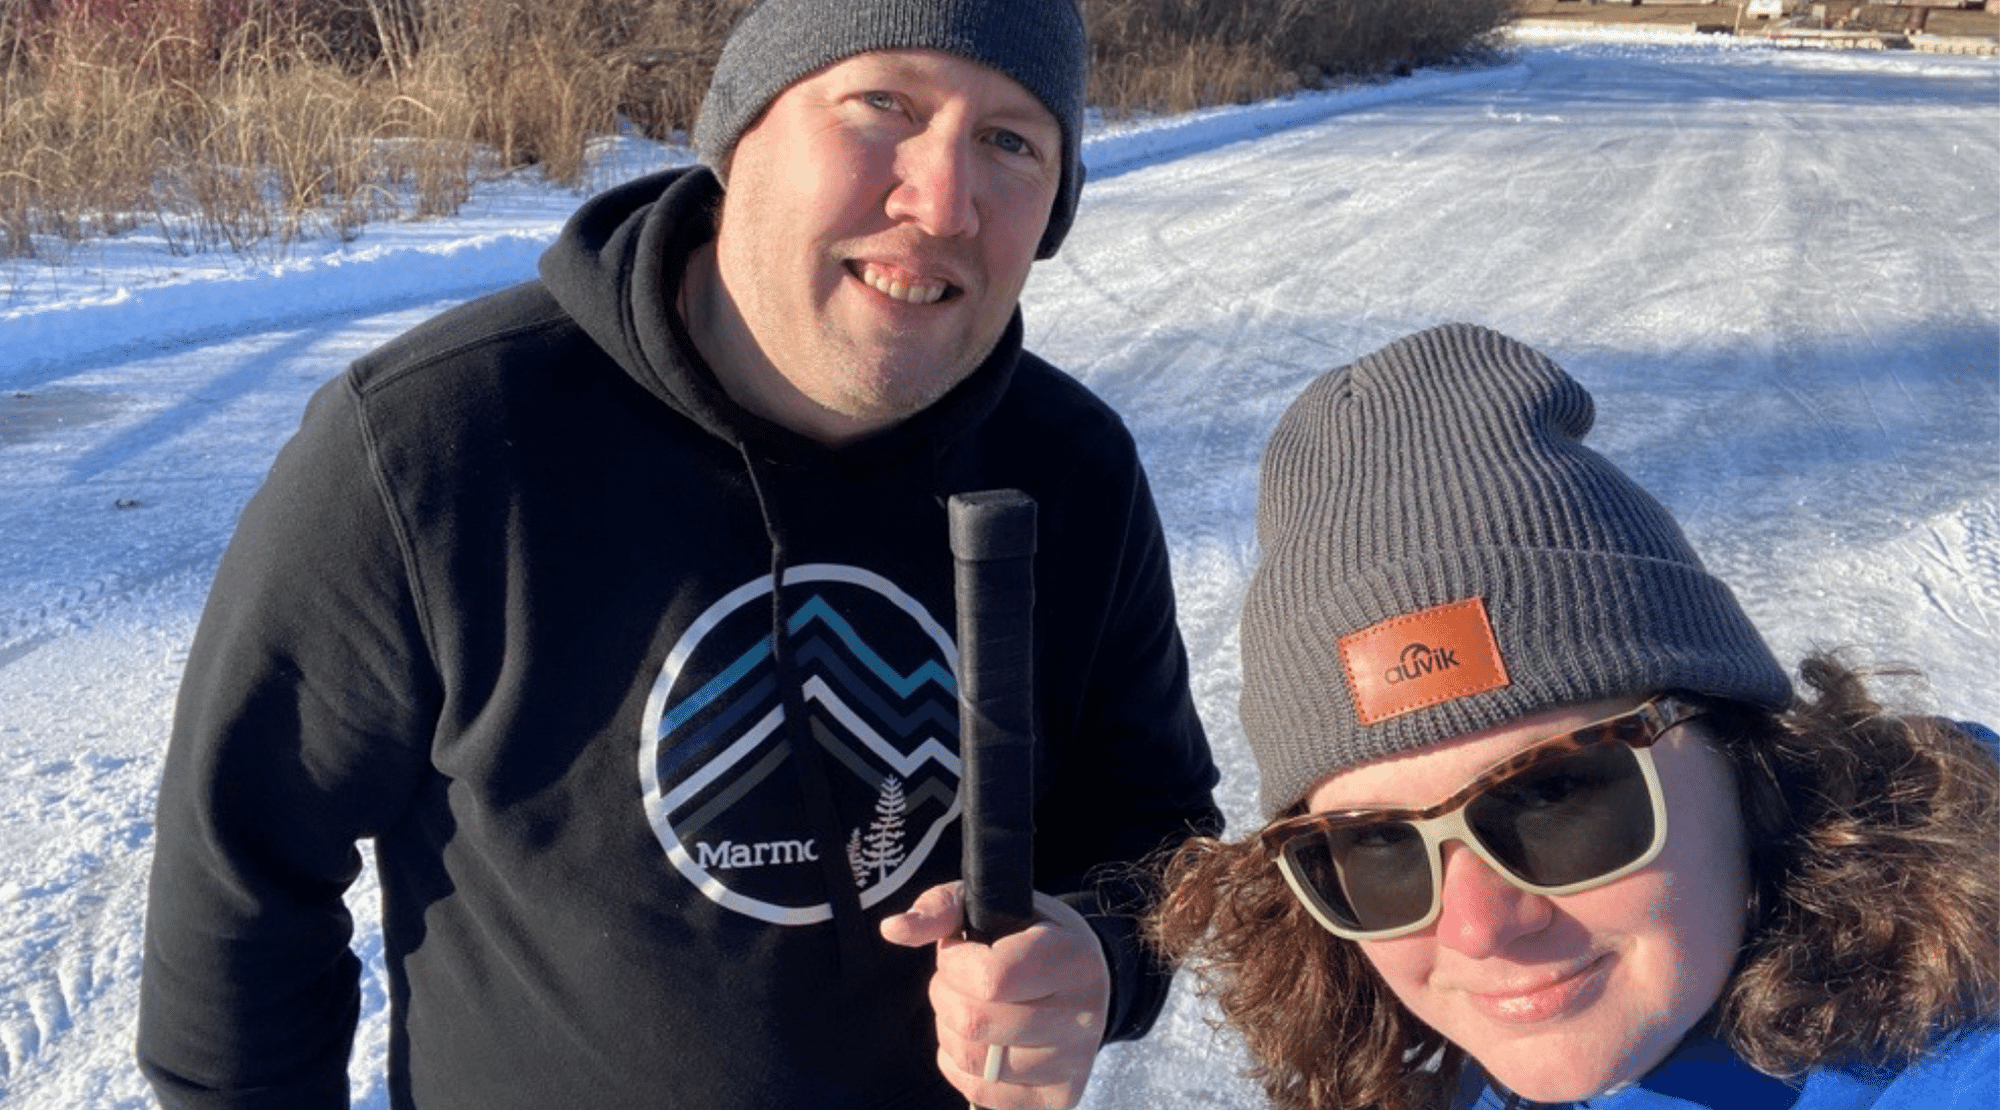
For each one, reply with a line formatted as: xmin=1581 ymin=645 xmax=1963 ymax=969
xmin=1 ymin=33 xmax=1994 ymax=1109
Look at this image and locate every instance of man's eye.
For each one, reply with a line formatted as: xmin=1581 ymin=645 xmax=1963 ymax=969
xmin=991 ymin=129 xmax=1034 ymax=157
xmin=862 ymin=91 xmax=899 ymax=112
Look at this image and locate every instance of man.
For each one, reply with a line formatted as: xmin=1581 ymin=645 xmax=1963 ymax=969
xmin=136 ymin=1 xmax=1221 ymax=1108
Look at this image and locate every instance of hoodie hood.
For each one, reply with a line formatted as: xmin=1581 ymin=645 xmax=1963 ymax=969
xmin=536 ymin=166 xmax=1024 ymax=469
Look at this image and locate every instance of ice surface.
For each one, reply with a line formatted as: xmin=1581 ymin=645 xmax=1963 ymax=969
xmin=1 ymin=35 xmax=1993 ymax=1110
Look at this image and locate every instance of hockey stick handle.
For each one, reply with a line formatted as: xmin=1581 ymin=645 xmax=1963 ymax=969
xmin=948 ymin=490 xmax=1038 ymax=948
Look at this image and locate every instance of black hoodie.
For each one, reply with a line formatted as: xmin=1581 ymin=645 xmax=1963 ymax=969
xmin=138 ymin=167 xmax=1221 ymax=1110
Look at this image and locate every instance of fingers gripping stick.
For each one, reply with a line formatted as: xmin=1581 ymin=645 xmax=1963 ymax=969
xmin=949 ymin=490 xmax=1038 ymax=1108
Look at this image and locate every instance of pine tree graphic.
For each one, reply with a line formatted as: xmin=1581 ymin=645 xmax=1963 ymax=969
xmin=846 ymin=827 xmax=866 ymax=888
xmin=857 ymin=775 xmax=909 ymax=886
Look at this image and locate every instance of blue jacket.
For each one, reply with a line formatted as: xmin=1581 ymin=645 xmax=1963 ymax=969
xmin=1461 ymin=1026 xmax=1999 ymax=1109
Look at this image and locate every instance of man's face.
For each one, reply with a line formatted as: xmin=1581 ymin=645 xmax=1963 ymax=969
xmin=705 ymin=49 xmax=1063 ymax=445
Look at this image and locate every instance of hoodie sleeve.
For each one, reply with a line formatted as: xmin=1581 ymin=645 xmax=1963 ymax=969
xmin=1034 ymin=460 xmax=1222 ymax=1045
xmin=138 ymin=373 xmax=439 ymax=1109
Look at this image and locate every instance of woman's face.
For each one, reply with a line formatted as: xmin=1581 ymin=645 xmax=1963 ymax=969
xmin=1304 ymin=698 xmax=1750 ymax=1101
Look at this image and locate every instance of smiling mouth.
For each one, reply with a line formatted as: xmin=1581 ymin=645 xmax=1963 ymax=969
xmin=855 ymin=261 xmax=956 ymax=306
xmin=1464 ymin=956 xmax=1610 ymax=1025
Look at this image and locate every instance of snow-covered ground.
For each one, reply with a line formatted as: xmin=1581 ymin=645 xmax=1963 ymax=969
xmin=2 ymin=33 xmax=1995 ymax=1109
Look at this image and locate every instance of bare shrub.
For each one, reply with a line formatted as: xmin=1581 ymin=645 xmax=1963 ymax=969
xmin=616 ymin=0 xmax=751 ymax=141
xmin=1086 ymin=0 xmax=1519 ymax=116
xmin=0 ymin=2 xmax=172 ymax=253
xmin=421 ymin=0 xmax=628 ymax=180
xmin=1 ymin=0 xmax=479 ymax=259
xmin=0 ymin=0 xmax=1520 ymax=262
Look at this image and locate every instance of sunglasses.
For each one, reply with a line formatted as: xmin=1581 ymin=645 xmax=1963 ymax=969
xmin=1260 ymin=696 xmax=1708 ymax=940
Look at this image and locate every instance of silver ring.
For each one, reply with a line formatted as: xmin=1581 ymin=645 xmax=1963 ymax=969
xmin=982 ymin=1043 xmax=1005 ymax=1083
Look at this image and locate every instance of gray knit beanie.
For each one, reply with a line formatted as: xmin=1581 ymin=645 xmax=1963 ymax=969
xmin=1241 ymin=323 xmax=1793 ymax=817
xmin=692 ymin=0 xmax=1088 ymax=261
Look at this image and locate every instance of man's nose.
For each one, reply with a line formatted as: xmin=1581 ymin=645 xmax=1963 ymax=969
xmin=887 ymin=126 xmax=979 ymax=239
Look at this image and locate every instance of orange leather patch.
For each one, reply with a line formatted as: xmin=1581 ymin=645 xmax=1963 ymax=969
xmin=1340 ymin=598 xmax=1510 ymax=725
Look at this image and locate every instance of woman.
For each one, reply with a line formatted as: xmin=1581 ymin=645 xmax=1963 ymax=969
xmin=1153 ymin=324 xmax=1998 ymax=1110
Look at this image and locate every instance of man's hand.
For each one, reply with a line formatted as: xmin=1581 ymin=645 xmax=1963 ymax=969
xmin=880 ymin=882 xmax=1111 ymax=1110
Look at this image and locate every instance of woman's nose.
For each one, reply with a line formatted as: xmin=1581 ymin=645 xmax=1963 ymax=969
xmin=1433 ymin=840 xmax=1554 ymax=957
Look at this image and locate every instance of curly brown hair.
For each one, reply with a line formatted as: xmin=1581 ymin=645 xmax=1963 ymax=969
xmin=1148 ymin=652 xmax=2000 ymax=1110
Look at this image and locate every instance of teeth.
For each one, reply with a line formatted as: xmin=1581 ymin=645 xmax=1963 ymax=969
xmin=860 ymin=264 xmax=947 ymax=305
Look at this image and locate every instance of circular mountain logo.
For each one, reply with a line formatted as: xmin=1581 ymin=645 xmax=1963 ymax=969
xmin=638 ymin=564 xmax=963 ymax=925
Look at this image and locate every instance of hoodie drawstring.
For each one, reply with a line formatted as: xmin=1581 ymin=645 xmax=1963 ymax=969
xmin=738 ymin=443 xmax=874 ymax=972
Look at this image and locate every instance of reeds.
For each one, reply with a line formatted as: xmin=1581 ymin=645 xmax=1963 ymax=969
xmin=2 ymin=0 xmax=485 ymax=259
xmin=0 ymin=0 xmax=1516 ymax=261
xmin=1087 ymin=0 xmax=1519 ymax=112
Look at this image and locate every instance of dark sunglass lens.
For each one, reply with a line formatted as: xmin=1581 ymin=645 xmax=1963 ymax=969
xmin=1303 ymin=822 xmax=1433 ymax=932
xmin=1465 ymin=744 xmax=1655 ymax=888
xmin=1282 ymin=837 xmax=1362 ymax=929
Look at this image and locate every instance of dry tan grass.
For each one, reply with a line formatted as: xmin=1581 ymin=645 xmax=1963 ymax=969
xmin=0 ymin=0 xmax=486 ymax=258
xmin=1087 ymin=0 xmax=1518 ymax=115
xmin=0 ymin=0 xmax=1516 ymax=261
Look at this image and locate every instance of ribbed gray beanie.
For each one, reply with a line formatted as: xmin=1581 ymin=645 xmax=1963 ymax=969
xmin=692 ymin=0 xmax=1087 ymax=260
xmin=1241 ymin=323 xmax=1792 ymax=817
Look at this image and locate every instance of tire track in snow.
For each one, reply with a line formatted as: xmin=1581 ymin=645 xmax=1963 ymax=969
xmin=1 ymin=753 xmax=154 ymax=1099
xmin=0 ymin=562 xmax=207 ymax=671
xmin=1915 ymin=504 xmax=2000 ymax=639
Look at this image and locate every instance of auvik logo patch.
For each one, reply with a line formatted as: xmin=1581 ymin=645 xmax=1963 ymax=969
xmin=1384 ymin=642 xmax=1460 ymax=685
xmin=1339 ymin=597 xmax=1510 ymax=726
xmin=638 ymin=564 xmax=962 ymax=926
